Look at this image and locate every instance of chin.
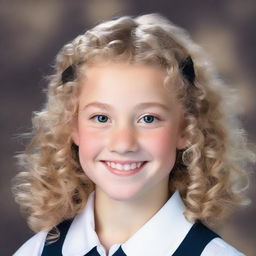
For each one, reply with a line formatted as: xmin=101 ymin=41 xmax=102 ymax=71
xmin=100 ymin=186 xmax=144 ymax=202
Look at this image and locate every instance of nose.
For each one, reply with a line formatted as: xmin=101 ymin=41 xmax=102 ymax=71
xmin=107 ymin=124 xmax=139 ymax=154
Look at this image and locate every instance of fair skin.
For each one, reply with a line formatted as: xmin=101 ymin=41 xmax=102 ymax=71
xmin=72 ymin=61 xmax=187 ymax=253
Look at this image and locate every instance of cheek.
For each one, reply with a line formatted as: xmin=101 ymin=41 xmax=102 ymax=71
xmin=78 ymin=128 xmax=105 ymax=162
xmin=144 ymin=128 xmax=177 ymax=157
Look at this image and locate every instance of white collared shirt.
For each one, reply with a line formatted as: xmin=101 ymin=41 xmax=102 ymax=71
xmin=13 ymin=190 xmax=246 ymax=256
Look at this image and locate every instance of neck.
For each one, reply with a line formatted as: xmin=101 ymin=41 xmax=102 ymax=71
xmin=94 ymin=181 xmax=171 ymax=246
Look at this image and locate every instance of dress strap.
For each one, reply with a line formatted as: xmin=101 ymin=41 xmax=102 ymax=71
xmin=41 ymin=219 xmax=127 ymax=256
xmin=172 ymin=221 xmax=220 ymax=256
xmin=41 ymin=218 xmax=73 ymax=256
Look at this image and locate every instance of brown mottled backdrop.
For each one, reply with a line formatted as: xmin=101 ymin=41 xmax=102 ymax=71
xmin=1 ymin=0 xmax=255 ymax=255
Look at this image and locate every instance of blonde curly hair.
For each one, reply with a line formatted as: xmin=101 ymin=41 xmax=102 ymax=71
xmin=12 ymin=13 xmax=256 ymax=238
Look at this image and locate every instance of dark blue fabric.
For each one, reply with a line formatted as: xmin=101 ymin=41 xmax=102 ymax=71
xmin=112 ymin=246 xmax=127 ymax=256
xmin=83 ymin=246 xmax=126 ymax=256
xmin=84 ymin=246 xmax=100 ymax=256
xmin=172 ymin=221 xmax=220 ymax=256
xmin=41 ymin=219 xmax=219 ymax=256
xmin=41 ymin=218 xmax=73 ymax=256
xmin=41 ymin=218 xmax=126 ymax=256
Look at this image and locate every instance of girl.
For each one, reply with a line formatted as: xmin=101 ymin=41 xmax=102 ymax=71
xmin=12 ymin=13 xmax=255 ymax=256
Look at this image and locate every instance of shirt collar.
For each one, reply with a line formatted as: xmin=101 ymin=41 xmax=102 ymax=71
xmin=62 ymin=190 xmax=194 ymax=256
xmin=122 ymin=190 xmax=194 ymax=256
xmin=62 ymin=191 xmax=100 ymax=256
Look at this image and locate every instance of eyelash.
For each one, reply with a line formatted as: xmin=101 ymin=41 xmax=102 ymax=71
xmin=89 ymin=114 xmax=161 ymax=124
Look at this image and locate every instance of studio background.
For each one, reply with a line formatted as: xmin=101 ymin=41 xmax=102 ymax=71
xmin=1 ymin=1 xmax=255 ymax=256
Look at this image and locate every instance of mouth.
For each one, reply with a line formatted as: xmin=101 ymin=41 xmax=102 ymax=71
xmin=100 ymin=161 xmax=148 ymax=177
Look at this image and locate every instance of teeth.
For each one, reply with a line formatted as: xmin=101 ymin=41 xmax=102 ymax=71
xmin=105 ymin=161 xmax=144 ymax=171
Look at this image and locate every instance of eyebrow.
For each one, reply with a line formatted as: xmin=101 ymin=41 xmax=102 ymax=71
xmin=82 ymin=101 xmax=171 ymax=112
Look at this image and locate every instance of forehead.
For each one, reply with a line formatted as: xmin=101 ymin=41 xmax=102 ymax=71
xmin=78 ymin=61 xmax=177 ymax=100
xmin=81 ymin=61 xmax=166 ymax=81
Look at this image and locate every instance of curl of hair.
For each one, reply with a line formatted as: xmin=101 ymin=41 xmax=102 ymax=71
xmin=12 ymin=13 xmax=256 ymax=241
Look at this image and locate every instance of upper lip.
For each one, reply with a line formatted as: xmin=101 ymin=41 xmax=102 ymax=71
xmin=101 ymin=160 xmax=147 ymax=164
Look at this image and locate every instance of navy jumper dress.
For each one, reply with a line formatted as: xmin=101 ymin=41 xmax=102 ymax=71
xmin=41 ymin=218 xmax=220 ymax=256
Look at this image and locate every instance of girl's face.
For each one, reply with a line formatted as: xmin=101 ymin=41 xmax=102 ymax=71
xmin=72 ymin=61 xmax=187 ymax=202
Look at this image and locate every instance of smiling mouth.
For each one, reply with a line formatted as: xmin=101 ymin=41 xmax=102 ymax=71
xmin=100 ymin=161 xmax=148 ymax=176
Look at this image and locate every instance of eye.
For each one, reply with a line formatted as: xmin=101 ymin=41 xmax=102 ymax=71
xmin=89 ymin=114 xmax=161 ymax=124
xmin=139 ymin=115 xmax=160 ymax=124
xmin=90 ymin=114 xmax=109 ymax=123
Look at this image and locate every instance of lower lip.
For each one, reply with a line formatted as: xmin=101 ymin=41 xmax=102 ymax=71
xmin=101 ymin=161 xmax=148 ymax=177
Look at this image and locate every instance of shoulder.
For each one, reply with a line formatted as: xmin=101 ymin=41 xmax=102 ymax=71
xmin=201 ymin=237 xmax=246 ymax=256
xmin=12 ymin=231 xmax=48 ymax=256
